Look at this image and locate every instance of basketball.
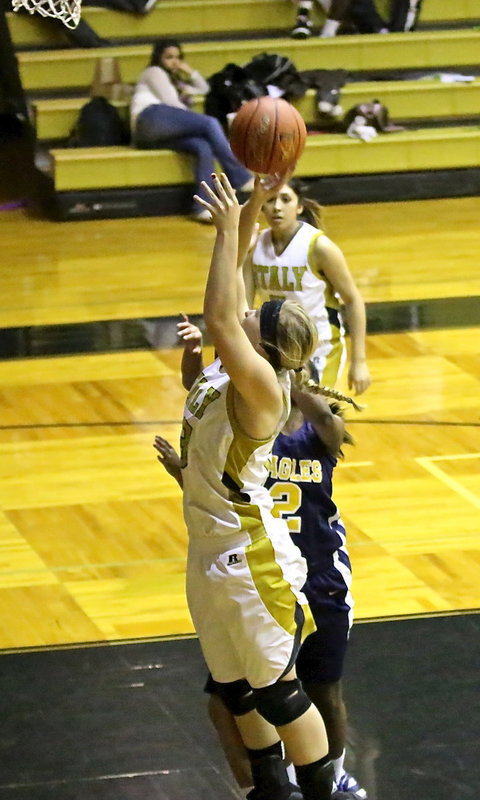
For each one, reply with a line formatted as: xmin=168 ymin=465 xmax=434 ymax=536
xmin=229 ymin=96 xmax=307 ymax=175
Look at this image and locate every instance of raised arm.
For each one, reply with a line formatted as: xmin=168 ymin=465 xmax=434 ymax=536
xmin=291 ymin=386 xmax=344 ymax=456
xmin=242 ymin=250 xmax=256 ymax=308
xmin=312 ymin=236 xmax=371 ymax=395
xmin=239 ymin=174 xmax=291 ymax=308
xmin=195 ymin=174 xmax=283 ymax=435
xmin=178 ymin=314 xmax=204 ymax=390
xmin=237 ymin=177 xmax=264 ymax=269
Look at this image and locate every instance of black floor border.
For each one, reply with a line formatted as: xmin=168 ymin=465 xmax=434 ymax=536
xmin=1 ymin=608 xmax=478 ymax=657
xmin=52 ymin=167 xmax=480 ymax=222
xmin=1 ymin=296 xmax=479 ymax=360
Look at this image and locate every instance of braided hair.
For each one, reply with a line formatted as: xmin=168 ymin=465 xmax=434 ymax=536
xmin=305 ymin=380 xmax=365 ymax=413
xmin=303 ymin=380 xmax=365 ymax=450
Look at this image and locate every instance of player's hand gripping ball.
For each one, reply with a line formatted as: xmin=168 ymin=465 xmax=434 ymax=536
xmin=229 ymin=96 xmax=307 ymax=175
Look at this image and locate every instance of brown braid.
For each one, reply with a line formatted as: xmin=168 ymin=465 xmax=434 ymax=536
xmin=305 ymin=380 xmax=366 ymax=412
xmin=291 ymin=377 xmax=363 ymax=451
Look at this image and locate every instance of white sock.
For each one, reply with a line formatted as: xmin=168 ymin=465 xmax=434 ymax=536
xmin=286 ymin=762 xmax=298 ymax=785
xmin=320 ymin=18 xmax=340 ymax=36
xmin=332 ymin=750 xmax=346 ymax=784
xmin=297 ymin=0 xmax=313 ymax=10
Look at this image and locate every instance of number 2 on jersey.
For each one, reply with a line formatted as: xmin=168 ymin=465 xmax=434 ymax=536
xmin=269 ymin=482 xmax=302 ymax=533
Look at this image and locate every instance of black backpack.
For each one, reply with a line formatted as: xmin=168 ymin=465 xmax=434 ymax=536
xmin=69 ymin=96 xmax=128 ymax=147
xmin=243 ymin=53 xmax=307 ymax=101
xmin=205 ymin=63 xmax=265 ymax=130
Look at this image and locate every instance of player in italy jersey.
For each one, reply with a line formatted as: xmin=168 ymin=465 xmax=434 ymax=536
xmin=242 ymin=177 xmax=371 ymax=396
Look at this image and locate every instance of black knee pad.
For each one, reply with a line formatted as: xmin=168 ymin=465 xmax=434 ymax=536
xmin=253 ymin=679 xmax=312 ymax=727
xmin=296 ymin=756 xmax=334 ymax=800
xmin=212 ymin=678 xmax=256 ymax=717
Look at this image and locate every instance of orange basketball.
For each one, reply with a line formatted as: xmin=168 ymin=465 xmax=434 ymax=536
xmin=229 ymin=96 xmax=307 ymax=175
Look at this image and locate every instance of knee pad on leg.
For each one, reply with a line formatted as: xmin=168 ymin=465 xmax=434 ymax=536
xmin=212 ymin=678 xmax=256 ymax=717
xmin=253 ymin=679 xmax=312 ymax=727
xmin=296 ymin=756 xmax=334 ymax=800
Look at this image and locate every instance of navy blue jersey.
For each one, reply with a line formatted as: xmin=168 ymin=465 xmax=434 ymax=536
xmin=265 ymin=420 xmax=352 ymax=583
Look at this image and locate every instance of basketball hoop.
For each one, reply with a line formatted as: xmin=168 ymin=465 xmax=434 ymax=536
xmin=12 ymin=0 xmax=81 ymax=29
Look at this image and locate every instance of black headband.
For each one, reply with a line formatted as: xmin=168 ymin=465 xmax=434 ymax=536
xmin=260 ymin=299 xmax=285 ymax=370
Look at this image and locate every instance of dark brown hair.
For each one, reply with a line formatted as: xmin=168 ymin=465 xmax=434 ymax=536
xmin=150 ymin=39 xmax=183 ymax=68
xmin=288 ymin=178 xmax=324 ymax=229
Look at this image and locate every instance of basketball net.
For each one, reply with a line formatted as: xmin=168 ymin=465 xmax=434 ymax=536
xmin=12 ymin=0 xmax=81 ymax=29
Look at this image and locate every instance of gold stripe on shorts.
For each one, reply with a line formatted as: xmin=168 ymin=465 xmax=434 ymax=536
xmin=245 ymin=536 xmax=316 ymax=640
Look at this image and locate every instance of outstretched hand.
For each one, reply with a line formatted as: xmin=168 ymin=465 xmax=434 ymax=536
xmin=250 ymin=169 xmax=294 ymax=203
xmin=193 ymin=173 xmax=241 ymax=231
xmin=177 ymin=314 xmax=203 ymax=354
xmin=153 ymin=435 xmax=182 ymax=480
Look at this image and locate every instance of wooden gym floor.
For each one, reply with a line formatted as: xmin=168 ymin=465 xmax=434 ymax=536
xmin=0 ymin=194 xmax=478 ymax=648
xmin=0 ymin=194 xmax=479 ymax=799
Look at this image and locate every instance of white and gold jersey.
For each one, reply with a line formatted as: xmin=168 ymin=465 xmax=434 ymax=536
xmin=181 ymin=358 xmax=291 ymax=541
xmin=251 ymin=221 xmax=344 ymax=350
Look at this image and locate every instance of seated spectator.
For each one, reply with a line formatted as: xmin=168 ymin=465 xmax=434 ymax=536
xmin=130 ymin=39 xmax=253 ymax=223
xmin=291 ymin=0 xmax=422 ymax=37
xmin=291 ymin=0 xmax=388 ymax=38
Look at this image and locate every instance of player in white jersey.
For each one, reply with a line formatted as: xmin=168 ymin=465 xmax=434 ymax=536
xmin=242 ymin=178 xmax=371 ymax=395
xmin=156 ymin=324 xmax=367 ymax=800
xmin=179 ymin=172 xmax=350 ymax=800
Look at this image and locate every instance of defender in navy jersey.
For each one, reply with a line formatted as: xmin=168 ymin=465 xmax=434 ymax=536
xmin=264 ymin=374 xmax=366 ymax=799
xmin=268 ymin=414 xmax=354 ymax=667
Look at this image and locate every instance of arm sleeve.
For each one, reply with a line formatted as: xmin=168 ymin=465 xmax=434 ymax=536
xmin=144 ymin=66 xmax=187 ymax=109
xmin=188 ymin=70 xmax=210 ymax=94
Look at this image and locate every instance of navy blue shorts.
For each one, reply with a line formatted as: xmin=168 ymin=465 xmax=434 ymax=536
xmin=296 ymin=564 xmax=353 ymax=685
xmin=204 ymin=568 xmax=352 ymax=693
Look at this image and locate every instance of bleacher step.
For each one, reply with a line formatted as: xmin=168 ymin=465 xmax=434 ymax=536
xmin=8 ymin=0 xmax=480 ymax=48
xmin=33 ymin=79 xmax=480 ymax=141
xmin=49 ymin=126 xmax=480 ymax=192
xmin=18 ymin=30 xmax=480 ymax=92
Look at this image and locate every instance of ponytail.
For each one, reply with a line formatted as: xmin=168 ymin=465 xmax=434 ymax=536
xmin=288 ymin=178 xmax=324 ymax=229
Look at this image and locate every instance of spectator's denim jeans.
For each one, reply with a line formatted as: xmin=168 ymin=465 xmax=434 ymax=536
xmin=135 ymin=104 xmax=251 ymax=212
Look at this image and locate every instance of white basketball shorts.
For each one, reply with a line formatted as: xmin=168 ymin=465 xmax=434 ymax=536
xmin=186 ymin=526 xmax=316 ymax=688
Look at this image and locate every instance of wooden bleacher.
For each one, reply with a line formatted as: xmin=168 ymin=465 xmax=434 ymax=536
xmin=16 ymin=30 xmax=480 ymax=92
xmin=8 ymin=0 xmax=480 ymax=48
xmin=33 ymin=80 xmax=480 ymax=141
xmin=7 ymin=1 xmax=480 ymax=219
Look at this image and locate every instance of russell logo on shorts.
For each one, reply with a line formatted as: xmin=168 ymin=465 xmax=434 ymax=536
xmin=227 ymin=554 xmax=241 ymax=565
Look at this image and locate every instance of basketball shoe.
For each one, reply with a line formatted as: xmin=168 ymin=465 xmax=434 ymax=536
xmin=335 ymin=771 xmax=368 ymax=799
